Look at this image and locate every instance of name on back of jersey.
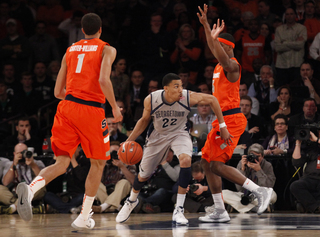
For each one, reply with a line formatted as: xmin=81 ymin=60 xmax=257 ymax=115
xmin=69 ymin=45 xmax=98 ymax=52
xmin=154 ymin=110 xmax=185 ymax=118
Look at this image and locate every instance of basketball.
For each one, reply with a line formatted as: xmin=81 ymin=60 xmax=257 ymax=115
xmin=118 ymin=141 xmax=143 ymax=165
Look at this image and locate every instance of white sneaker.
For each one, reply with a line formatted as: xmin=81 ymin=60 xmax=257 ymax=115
xmin=16 ymin=183 xmax=34 ymax=221
xmin=252 ymin=187 xmax=273 ymax=215
xmin=198 ymin=208 xmax=230 ymax=223
xmin=172 ymin=206 xmax=188 ymax=225
xmin=204 ymin=204 xmax=215 ymax=214
xmin=116 ymin=198 xmax=139 ymax=223
xmin=71 ymin=211 xmax=95 ymax=230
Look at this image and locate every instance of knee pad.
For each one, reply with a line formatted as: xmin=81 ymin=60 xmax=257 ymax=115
xmin=178 ymin=167 xmax=191 ymax=189
xmin=133 ymin=176 xmax=146 ymax=191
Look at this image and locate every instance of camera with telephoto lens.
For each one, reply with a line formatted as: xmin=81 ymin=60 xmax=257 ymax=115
xmin=188 ymin=184 xmax=205 ymax=202
xmin=294 ymin=122 xmax=320 ymax=141
xmin=240 ymin=192 xmax=255 ymax=205
xmin=107 ymin=150 xmax=119 ymax=164
xmin=246 ymin=154 xmax=259 ymax=163
xmin=20 ymin=149 xmax=34 ymax=163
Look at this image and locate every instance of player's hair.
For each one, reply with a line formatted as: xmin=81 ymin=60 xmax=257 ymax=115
xmin=81 ymin=13 xmax=101 ymax=35
xmin=218 ymin=33 xmax=235 ymax=44
xmin=162 ymin=73 xmax=181 ymax=87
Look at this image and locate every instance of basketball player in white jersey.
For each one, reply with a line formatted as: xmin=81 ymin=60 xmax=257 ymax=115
xmin=116 ymin=73 xmax=232 ymax=225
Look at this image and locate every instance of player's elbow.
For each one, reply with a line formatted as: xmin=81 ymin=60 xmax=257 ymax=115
xmin=99 ymin=77 xmax=109 ymax=88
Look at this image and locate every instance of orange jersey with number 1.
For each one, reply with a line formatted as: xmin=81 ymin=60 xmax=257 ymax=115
xmin=202 ymin=57 xmax=247 ymax=163
xmin=65 ymin=38 xmax=109 ymax=103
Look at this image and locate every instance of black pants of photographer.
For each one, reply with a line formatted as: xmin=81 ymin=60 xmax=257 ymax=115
xmin=171 ymin=194 xmax=213 ymax=213
xmin=43 ymin=192 xmax=83 ymax=213
xmin=290 ymin=177 xmax=320 ymax=212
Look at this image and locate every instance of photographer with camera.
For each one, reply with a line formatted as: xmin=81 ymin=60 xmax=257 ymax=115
xmin=290 ymin=129 xmax=320 ymax=213
xmin=1 ymin=143 xmax=45 ymax=214
xmin=172 ymin=161 xmax=213 ymax=213
xmin=93 ymin=141 xmax=137 ymax=213
xmin=221 ymin=143 xmax=277 ymax=213
xmin=288 ymin=98 xmax=320 ymax=137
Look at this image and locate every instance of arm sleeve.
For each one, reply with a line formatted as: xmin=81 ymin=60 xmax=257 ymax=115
xmin=161 ymin=163 xmax=180 ymax=182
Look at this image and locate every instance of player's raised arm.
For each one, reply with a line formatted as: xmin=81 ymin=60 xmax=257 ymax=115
xmin=189 ymin=92 xmax=232 ymax=144
xmin=197 ymin=4 xmax=215 ymax=56
xmin=127 ymin=95 xmax=152 ymax=142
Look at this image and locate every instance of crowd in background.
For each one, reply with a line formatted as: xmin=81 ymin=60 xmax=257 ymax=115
xmin=1 ymin=0 xmax=320 ymax=215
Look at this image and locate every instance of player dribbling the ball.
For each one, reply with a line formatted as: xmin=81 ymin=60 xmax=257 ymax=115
xmin=116 ymin=73 xmax=232 ymax=225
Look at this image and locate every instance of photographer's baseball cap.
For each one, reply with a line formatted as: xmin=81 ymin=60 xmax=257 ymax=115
xmin=6 ymin=18 xmax=17 ymax=26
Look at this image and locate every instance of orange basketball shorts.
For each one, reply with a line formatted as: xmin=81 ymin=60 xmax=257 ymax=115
xmin=51 ymin=100 xmax=110 ymax=160
xmin=202 ymin=113 xmax=247 ymax=163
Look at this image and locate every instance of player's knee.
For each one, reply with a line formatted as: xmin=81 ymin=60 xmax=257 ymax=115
xmin=133 ymin=176 xmax=146 ymax=191
xmin=178 ymin=167 xmax=191 ymax=189
xmin=210 ymin=161 xmax=224 ymax=175
xmin=200 ymin=158 xmax=210 ymax=171
xmin=179 ymin=154 xmax=191 ymax=168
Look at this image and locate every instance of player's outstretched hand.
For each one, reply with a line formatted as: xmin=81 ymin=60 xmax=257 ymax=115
xmin=211 ymin=19 xmax=225 ymax=40
xmin=197 ymin=4 xmax=208 ymax=26
xmin=112 ymin=106 xmax=123 ymax=123
xmin=220 ymin=127 xmax=233 ymax=146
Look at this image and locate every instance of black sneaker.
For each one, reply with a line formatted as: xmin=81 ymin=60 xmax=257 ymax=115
xmin=0 ymin=205 xmax=13 ymax=214
xmin=32 ymin=204 xmax=45 ymax=214
xmin=142 ymin=203 xmax=161 ymax=213
xmin=296 ymin=202 xmax=305 ymax=213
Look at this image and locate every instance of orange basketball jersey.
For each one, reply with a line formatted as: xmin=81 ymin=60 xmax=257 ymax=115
xmin=212 ymin=58 xmax=241 ymax=112
xmin=240 ymin=34 xmax=266 ymax=72
xmin=65 ymin=38 xmax=109 ymax=103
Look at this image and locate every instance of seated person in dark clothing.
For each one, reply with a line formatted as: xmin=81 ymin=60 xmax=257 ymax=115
xmin=2 ymin=117 xmax=42 ymax=157
xmin=135 ymin=149 xmax=179 ymax=213
xmin=44 ymin=145 xmax=90 ymax=213
xmin=290 ymin=61 xmax=320 ymax=105
xmin=240 ymin=95 xmax=267 ymax=143
xmin=262 ymin=114 xmax=295 ymax=156
xmin=178 ymin=67 xmax=199 ymax=92
xmin=107 ymin=114 xmax=128 ymax=143
xmin=172 ymin=161 xmax=213 ymax=213
xmin=288 ymin=98 xmax=320 ymax=137
xmin=291 ymin=130 xmax=320 ymax=213
xmin=12 ymin=72 xmax=43 ymax=118
xmin=269 ymin=85 xmax=300 ymax=121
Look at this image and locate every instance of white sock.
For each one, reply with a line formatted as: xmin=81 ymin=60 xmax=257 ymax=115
xmin=129 ymin=190 xmax=139 ymax=202
xmin=10 ymin=204 xmax=17 ymax=213
xmin=100 ymin=203 xmax=110 ymax=212
xmin=212 ymin=193 xmax=225 ymax=210
xmin=29 ymin=176 xmax=45 ymax=195
xmin=79 ymin=195 xmax=95 ymax=220
xmin=176 ymin=194 xmax=186 ymax=208
xmin=242 ymin=178 xmax=259 ymax=192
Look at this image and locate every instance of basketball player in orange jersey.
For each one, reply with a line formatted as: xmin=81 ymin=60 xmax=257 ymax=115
xmin=16 ymin=13 xmax=122 ymax=230
xmin=197 ymin=4 xmax=273 ymax=223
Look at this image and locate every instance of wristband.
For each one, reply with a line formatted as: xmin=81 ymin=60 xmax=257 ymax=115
xmin=219 ymin=122 xmax=227 ymax=129
xmin=317 ymin=137 xmax=319 ymax=144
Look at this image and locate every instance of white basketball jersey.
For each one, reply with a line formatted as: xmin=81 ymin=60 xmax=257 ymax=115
xmin=150 ymin=89 xmax=190 ymax=134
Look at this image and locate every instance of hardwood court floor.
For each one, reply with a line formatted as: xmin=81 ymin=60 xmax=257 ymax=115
xmin=1 ymin=212 xmax=320 ymax=237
